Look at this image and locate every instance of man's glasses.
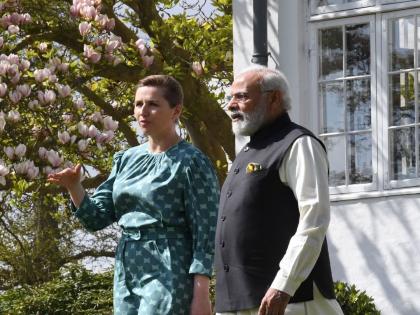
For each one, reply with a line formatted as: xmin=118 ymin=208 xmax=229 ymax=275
xmin=224 ymin=90 xmax=274 ymax=107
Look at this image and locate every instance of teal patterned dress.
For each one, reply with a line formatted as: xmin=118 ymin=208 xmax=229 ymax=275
xmin=72 ymin=140 xmax=219 ymax=315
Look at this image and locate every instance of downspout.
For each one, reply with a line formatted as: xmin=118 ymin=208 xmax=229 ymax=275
xmin=252 ymin=0 xmax=268 ymax=66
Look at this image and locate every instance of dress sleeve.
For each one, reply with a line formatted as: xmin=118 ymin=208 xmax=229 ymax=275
xmin=71 ymin=151 xmax=124 ymax=232
xmin=184 ymin=152 xmax=220 ymax=277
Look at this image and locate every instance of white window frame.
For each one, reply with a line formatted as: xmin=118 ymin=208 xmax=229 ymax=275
xmin=381 ymin=7 xmax=420 ymax=189
xmin=310 ymin=15 xmax=378 ymax=195
xmin=310 ymin=0 xmax=417 ymax=16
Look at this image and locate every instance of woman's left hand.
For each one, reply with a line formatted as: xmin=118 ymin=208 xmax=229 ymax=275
xmin=190 ymin=274 xmax=212 ymax=315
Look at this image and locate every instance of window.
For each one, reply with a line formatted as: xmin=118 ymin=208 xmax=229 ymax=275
xmin=311 ymin=3 xmax=420 ymax=193
xmin=311 ymin=0 xmax=416 ymax=15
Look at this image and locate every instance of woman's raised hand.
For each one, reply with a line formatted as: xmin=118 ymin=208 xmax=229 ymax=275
xmin=47 ymin=164 xmax=83 ymax=190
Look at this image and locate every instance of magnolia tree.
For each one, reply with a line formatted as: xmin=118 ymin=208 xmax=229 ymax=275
xmin=0 ymin=0 xmax=233 ymax=289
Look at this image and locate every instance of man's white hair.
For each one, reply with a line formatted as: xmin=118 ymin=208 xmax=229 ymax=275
xmin=237 ymin=65 xmax=292 ymax=111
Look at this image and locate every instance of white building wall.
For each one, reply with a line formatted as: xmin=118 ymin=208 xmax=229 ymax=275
xmin=232 ymin=1 xmax=420 ymax=314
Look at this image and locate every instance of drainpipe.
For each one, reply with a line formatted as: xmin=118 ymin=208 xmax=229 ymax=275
xmin=252 ymin=0 xmax=268 ymax=66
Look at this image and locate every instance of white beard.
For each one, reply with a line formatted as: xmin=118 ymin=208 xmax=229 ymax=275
xmin=231 ymin=99 xmax=268 ymax=136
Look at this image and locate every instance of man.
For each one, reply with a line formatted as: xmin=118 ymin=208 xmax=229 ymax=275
xmin=214 ymin=66 xmax=344 ymax=315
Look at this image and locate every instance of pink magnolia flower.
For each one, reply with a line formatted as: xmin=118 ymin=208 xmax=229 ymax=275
xmin=38 ymin=42 xmax=48 ymax=52
xmin=7 ymin=54 xmax=19 ymax=65
xmin=10 ymin=12 xmax=22 ymax=25
xmin=44 ymin=90 xmax=56 ymax=104
xmin=8 ymin=90 xmax=22 ymax=103
xmin=0 ymin=14 xmax=12 ymax=28
xmin=80 ymin=5 xmax=96 ymax=20
xmin=105 ymin=18 xmax=115 ymax=31
xmin=26 ymin=164 xmax=39 ymax=180
xmin=142 ymin=55 xmax=154 ymax=69
xmin=77 ymin=139 xmax=89 ymax=152
xmin=0 ymin=61 xmax=9 ymax=76
xmin=22 ymin=13 xmax=32 ymax=24
xmin=0 ymin=37 xmax=3 ymax=49
xmin=88 ymin=125 xmax=99 ymax=138
xmin=7 ymin=110 xmax=20 ymax=122
xmin=70 ymin=5 xmax=79 ymax=17
xmin=14 ymin=144 xmax=26 ymax=158
xmin=77 ymin=122 xmax=89 ymax=137
xmin=4 ymin=146 xmax=14 ymax=160
xmin=46 ymin=150 xmax=63 ymax=167
xmin=74 ymin=99 xmax=85 ymax=110
xmin=14 ymin=160 xmax=30 ymax=175
xmin=105 ymin=35 xmax=121 ymax=52
xmin=0 ymin=162 xmax=9 ymax=186
xmin=91 ymin=111 xmax=102 ymax=123
xmin=7 ymin=24 xmax=19 ymax=34
xmin=16 ymin=84 xmax=31 ymax=97
xmin=58 ymin=130 xmax=71 ymax=144
xmin=57 ymin=63 xmax=69 ymax=73
xmin=34 ymin=68 xmax=51 ymax=82
xmin=0 ymin=115 xmax=6 ymax=132
xmin=10 ymin=73 xmax=20 ymax=85
xmin=7 ymin=63 xmax=19 ymax=77
xmin=83 ymin=45 xmax=101 ymax=63
xmin=56 ymin=84 xmax=71 ymax=98
xmin=79 ymin=21 xmax=92 ymax=36
xmin=19 ymin=59 xmax=30 ymax=70
xmin=0 ymin=83 xmax=7 ymax=97
xmin=38 ymin=147 xmax=47 ymax=159
xmin=192 ymin=61 xmax=204 ymax=76
xmin=135 ymin=39 xmax=148 ymax=56
xmin=102 ymin=116 xmax=118 ymax=131
xmin=95 ymin=14 xmax=108 ymax=29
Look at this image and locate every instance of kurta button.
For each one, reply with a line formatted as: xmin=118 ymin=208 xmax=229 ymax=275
xmin=224 ymin=264 xmax=229 ymax=272
xmin=220 ymin=240 xmax=225 ymax=247
xmin=244 ymin=146 xmax=249 ymax=152
xmin=221 ymin=215 xmax=226 ymax=221
xmin=234 ymin=168 xmax=239 ymax=174
xmin=227 ymin=191 xmax=232 ymax=197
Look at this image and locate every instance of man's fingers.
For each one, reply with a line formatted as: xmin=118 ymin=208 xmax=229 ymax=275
xmin=258 ymin=300 xmax=267 ymax=315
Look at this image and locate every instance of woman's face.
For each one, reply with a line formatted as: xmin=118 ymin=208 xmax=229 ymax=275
xmin=134 ymin=86 xmax=181 ymax=138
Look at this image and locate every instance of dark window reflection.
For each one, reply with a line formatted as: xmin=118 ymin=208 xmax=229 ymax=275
xmin=346 ymin=79 xmax=371 ymax=131
xmin=319 ymin=27 xmax=343 ymax=80
xmin=390 ymin=127 xmax=416 ymax=180
xmin=346 ymin=24 xmax=370 ymax=76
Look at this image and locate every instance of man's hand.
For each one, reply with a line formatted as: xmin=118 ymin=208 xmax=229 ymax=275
xmin=258 ymin=288 xmax=290 ymax=315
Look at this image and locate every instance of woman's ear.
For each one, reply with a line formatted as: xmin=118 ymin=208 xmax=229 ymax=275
xmin=173 ymin=104 xmax=182 ymax=121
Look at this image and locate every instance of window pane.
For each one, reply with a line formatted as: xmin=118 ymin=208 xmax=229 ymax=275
xmin=323 ymin=136 xmax=346 ymax=186
xmin=389 ymin=72 xmax=415 ymax=126
xmin=319 ymin=27 xmax=343 ymax=80
xmin=389 ymin=17 xmax=415 ymax=71
xmin=346 ymin=79 xmax=371 ymax=131
xmin=320 ymin=82 xmax=345 ymax=133
xmin=390 ymin=127 xmax=416 ymax=180
xmin=346 ymin=24 xmax=370 ymax=76
xmin=348 ymin=133 xmax=372 ymax=184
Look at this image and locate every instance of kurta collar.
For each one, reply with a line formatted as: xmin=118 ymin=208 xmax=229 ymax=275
xmin=249 ymin=112 xmax=292 ymax=145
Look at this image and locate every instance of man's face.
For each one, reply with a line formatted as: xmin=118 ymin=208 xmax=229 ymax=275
xmin=226 ymin=72 xmax=268 ymax=136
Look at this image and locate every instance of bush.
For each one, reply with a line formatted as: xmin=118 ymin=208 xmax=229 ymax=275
xmin=0 ymin=265 xmax=113 ymax=315
xmin=334 ymin=281 xmax=381 ymax=315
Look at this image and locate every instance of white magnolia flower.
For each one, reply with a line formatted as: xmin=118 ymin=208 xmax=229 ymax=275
xmin=58 ymin=130 xmax=71 ymax=144
xmin=4 ymin=146 xmax=14 ymax=160
xmin=77 ymin=139 xmax=89 ymax=152
xmin=7 ymin=110 xmax=20 ymax=122
xmin=46 ymin=150 xmax=63 ymax=167
xmin=0 ymin=115 xmax=6 ymax=132
xmin=77 ymin=122 xmax=89 ymax=137
xmin=88 ymin=125 xmax=99 ymax=138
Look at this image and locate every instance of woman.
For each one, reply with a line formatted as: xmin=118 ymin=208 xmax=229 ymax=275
xmin=48 ymin=75 xmax=219 ymax=315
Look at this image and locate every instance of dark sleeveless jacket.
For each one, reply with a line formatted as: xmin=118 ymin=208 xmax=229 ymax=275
xmin=214 ymin=113 xmax=335 ymax=312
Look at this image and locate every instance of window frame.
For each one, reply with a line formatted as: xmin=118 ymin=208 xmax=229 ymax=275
xmin=310 ymin=15 xmax=378 ymax=195
xmin=310 ymin=0 xmax=416 ymax=15
xmin=381 ymin=7 xmax=420 ymax=189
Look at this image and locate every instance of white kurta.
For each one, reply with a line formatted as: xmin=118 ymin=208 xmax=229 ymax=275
xmin=217 ymin=136 xmax=343 ymax=315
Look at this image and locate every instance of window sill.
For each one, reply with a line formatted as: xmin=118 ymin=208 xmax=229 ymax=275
xmin=330 ymin=186 xmax=420 ymax=202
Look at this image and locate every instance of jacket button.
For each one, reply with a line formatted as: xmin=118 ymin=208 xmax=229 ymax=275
xmin=234 ymin=168 xmax=239 ymax=174
xmin=221 ymin=216 xmax=226 ymax=221
xmin=220 ymin=240 xmax=225 ymax=247
xmin=244 ymin=146 xmax=249 ymax=152
xmin=227 ymin=190 xmax=232 ymax=198
xmin=224 ymin=264 xmax=229 ymax=272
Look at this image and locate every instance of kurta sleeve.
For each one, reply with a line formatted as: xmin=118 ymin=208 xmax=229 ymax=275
xmin=184 ymin=152 xmax=220 ymax=277
xmin=71 ymin=151 xmax=124 ymax=232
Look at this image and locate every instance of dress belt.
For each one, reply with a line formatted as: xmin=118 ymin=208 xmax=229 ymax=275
xmin=121 ymin=226 xmax=190 ymax=241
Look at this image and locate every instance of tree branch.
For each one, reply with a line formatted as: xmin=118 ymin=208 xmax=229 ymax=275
xmin=61 ymin=250 xmax=115 ymax=264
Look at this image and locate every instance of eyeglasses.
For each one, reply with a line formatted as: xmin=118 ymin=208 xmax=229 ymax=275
xmin=224 ymin=90 xmax=274 ymax=106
